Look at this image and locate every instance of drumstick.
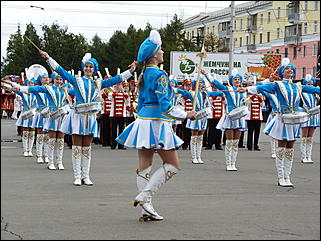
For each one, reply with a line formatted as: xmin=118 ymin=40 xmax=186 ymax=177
xmin=25 ymin=36 xmax=41 ymax=52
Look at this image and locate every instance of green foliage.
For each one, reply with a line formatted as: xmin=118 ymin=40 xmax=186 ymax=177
xmin=1 ymin=15 xmax=197 ymax=77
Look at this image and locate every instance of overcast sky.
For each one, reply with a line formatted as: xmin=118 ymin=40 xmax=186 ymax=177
xmin=1 ymin=1 xmax=248 ymax=62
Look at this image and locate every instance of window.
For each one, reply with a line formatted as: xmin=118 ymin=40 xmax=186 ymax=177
xmin=276 ymin=49 xmax=279 ymax=53
xmin=187 ymin=32 xmax=190 ymax=40
xmin=267 ymin=32 xmax=270 ymax=42
xmin=286 ymin=5 xmax=289 ymax=16
xmin=302 ymin=67 xmax=306 ymax=79
xmin=240 ymin=37 xmax=242 ymax=47
xmin=313 ymin=66 xmax=317 ymax=76
xmin=277 ymin=7 xmax=281 ymax=18
xmin=207 ymin=27 xmax=210 ymax=34
xmin=314 ymin=21 xmax=318 ymax=33
xmin=303 ymin=45 xmax=307 ymax=57
xmin=260 ymin=14 xmax=263 ymax=25
xmin=315 ymin=1 xmax=319 ymax=10
xmin=304 ymin=23 xmax=308 ymax=35
xmin=259 ymin=33 xmax=263 ymax=44
xmin=246 ymin=36 xmax=249 ymax=45
xmin=192 ymin=31 xmax=194 ymax=38
xmin=267 ymin=12 xmax=271 ymax=23
xmin=293 ymin=46 xmax=297 ymax=59
xmin=240 ymin=19 xmax=243 ymax=30
xmin=305 ymin=1 xmax=308 ymax=11
xmin=312 ymin=44 xmax=317 ymax=56
xmin=276 ymin=28 xmax=280 ymax=39
xmin=285 ymin=48 xmax=288 ymax=57
xmin=253 ymin=35 xmax=256 ymax=45
xmin=212 ymin=26 xmax=215 ymax=33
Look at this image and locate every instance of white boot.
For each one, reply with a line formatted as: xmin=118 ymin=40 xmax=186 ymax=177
xmin=55 ymin=138 xmax=65 ymax=170
xmin=47 ymin=138 xmax=56 ymax=170
xmin=190 ymin=136 xmax=198 ymax=164
xmin=271 ymin=138 xmax=276 ymax=159
xmin=136 ymin=167 xmax=163 ymax=221
xmin=231 ymin=139 xmax=239 ymax=171
xmin=81 ymin=146 xmax=93 ymax=185
xmin=27 ymin=131 xmax=35 ymax=157
xmin=72 ymin=145 xmax=82 ymax=185
xmin=132 ymin=163 xmax=179 ymax=218
xmin=36 ymin=133 xmax=45 ymax=163
xmin=284 ymin=148 xmax=294 ymax=187
xmin=196 ymin=135 xmax=204 ymax=164
xmin=22 ymin=131 xmax=29 ymax=157
xmin=275 ymin=147 xmax=287 ymax=187
xmin=225 ymin=140 xmax=233 ymax=171
xmin=306 ymin=137 xmax=314 ymax=163
xmin=300 ymin=137 xmax=309 ymax=163
xmin=43 ymin=134 xmax=49 ymax=163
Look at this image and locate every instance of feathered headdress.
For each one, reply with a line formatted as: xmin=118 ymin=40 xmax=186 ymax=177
xmin=228 ymin=68 xmax=243 ymax=86
xmin=277 ymin=57 xmax=296 ymax=79
xmin=81 ymin=53 xmax=99 ymax=74
xmin=303 ymin=74 xmax=316 ymax=85
xmin=137 ymin=30 xmax=162 ymax=63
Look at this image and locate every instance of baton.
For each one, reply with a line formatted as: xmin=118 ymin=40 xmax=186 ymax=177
xmin=25 ymin=36 xmax=41 ymax=52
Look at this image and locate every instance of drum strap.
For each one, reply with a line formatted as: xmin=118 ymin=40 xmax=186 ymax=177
xmin=295 ymin=82 xmax=309 ymax=113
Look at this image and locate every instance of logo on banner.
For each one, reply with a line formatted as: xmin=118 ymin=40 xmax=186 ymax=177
xmin=178 ymin=55 xmax=195 ymax=74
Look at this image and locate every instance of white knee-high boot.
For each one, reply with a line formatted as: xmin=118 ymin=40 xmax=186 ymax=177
xmin=72 ymin=145 xmax=82 ymax=185
xmin=196 ymin=135 xmax=204 ymax=164
xmin=231 ymin=139 xmax=239 ymax=171
xmin=190 ymin=136 xmax=198 ymax=164
xmin=225 ymin=140 xmax=233 ymax=171
xmin=284 ymin=147 xmax=294 ymax=187
xmin=36 ymin=133 xmax=45 ymax=163
xmin=133 ymin=163 xmax=179 ymax=218
xmin=275 ymin=147 xmax=287 ymax=186
xmin=81 ymin=146 xmax=93 ymax=185
xmin=271 ymin=137 xmax=276 ymax=159
xmin=306 ymin=137 xmax=314 ymax=163
xmin=47 ymin=138 xmax=56 ymax=170
xmin=22 ymin=131 xmax=29 ymax=157
xmin=136 ymin=167 xmax=163 ymax=221
xmin=43 ymin=134 xmax=49 ymax=163
xmin=27 ymin=131 xmax=35 ymax=157
xmin=55 ymin=138 xmax=65 ymax=170
xmin=300 ymin=137 xmax=308 ymax=163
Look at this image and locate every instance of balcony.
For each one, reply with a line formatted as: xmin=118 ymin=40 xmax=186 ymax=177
xmin=219 ymin=29 xmax=230 ymax=38
xmin=288 ymin=13 xmax=300 ymax=23
xmin=246 ymin=25 xmax=257 ymax=33
xmin=284 ymin=35 xmax=302 ymax=45
xmin=247 ymin=44 xmax=256 ymax=51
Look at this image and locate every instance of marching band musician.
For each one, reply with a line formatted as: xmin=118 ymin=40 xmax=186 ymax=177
xmin=238 ymin=58 xmax=320 ymax=187
xmin=116 ymin=30 xmax=197 ymax=221
xmin=205 ymin=84 xmax=225 ymax=150
xmin=38 ymin=50 xmax=137 ymax=186
xmin=169 ymin=75 xmax=183 ymax=133
xmin=127 ymin=79 xmax=138 ymax=126
xmin=300 ymin=74 xmax=320 ymax=164
xmin=109 ymin=82 xmax=130 ymax=149
xmin=100 ymin=86 xmax=112 ymax=147
xmin=202 ymin=69 xmax=248 ymax=171
xmin=181 ymin=78 xmax=193 ymax=150
xmin=244 ymin=77 xmax=264 ymax=151
xmin=12 ymin=72 xmax=72 ymax=170
xmin=13 ymin=79 xmax=37 ymax=157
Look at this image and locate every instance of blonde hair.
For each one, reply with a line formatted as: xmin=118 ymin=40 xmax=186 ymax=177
xmin=137 ymin=62 xmax=146 ymax=91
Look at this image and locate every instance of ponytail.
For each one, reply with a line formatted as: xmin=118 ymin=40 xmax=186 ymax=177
xmin=137 ymin=61 xmax=146 ymax=91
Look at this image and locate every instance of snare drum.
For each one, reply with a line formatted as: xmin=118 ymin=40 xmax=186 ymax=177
xmin=75 ymin=102 xmax=102 ymax=114
xmin=308 ymin=105 xmax=320 ymax=115
xmin=227 ymin=106 xmax=249 ymax=121
xmin=195 ymin=107 xmax=212 ymax=120
xmin=281 ymin=111 xmax=309 ymax=125
xmin=50 ymin=105 xmax=71 ymax=120
xmin=21 ymin=108 xmax=36 ymax=120
xmin=40 ymin=106 xmax=50 ymax=118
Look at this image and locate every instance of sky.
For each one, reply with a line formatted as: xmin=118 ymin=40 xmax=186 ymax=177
xmin=1 ymin=1 xmax=248 ymax=62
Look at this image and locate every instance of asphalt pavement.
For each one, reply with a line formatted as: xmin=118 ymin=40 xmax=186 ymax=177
xmin=1 ymin=118 xmax=320 ymax=240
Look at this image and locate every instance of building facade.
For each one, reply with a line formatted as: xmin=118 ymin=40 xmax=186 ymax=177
xmin=182 ymin=1 xmax=320 ymax=80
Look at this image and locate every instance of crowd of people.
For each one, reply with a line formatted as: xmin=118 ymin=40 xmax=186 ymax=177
xmin=1 ymin=29 xmax=320 ymax=222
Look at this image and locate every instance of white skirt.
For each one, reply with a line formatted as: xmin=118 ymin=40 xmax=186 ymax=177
xmin=216 ymin=114 xmax=247 ymax=131
xmin=300 ymin=114 xmax=320 ymax=128
xmin=16 ymin=114 xmax=34 ymax=128
xmin=263 ymin=114 xmax=300 ymax=141
xmin=186 ymin=119 xmax=207 ymax=131
xmin=173 ymin=120 xmax=182 ymax=125
xmin=116 ymin=118 xmax=183 ymax=150
xmin=59 ymin=109 xmax=99 ymax=137
xmin=43 ymin=115 xmax=65 ymax=132
xmin=31 ymin=112 xmax=49 ymax=129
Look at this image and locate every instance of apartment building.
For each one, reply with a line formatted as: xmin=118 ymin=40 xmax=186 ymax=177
xmin=182 ymin=1 xmax=320 ymax=80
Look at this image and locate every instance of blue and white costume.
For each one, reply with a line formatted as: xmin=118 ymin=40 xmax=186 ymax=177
xmin=14 ymin=86 xmax=37 ymax=157
xmin=169 ymin=76 xmax=183 ymax=125
xmin=300 ymin=74 xmax=320 ymax=164
xmin=246 ymin=58 xmax=320 ymax=187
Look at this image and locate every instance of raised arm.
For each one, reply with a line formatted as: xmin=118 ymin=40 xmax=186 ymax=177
xmin=302 ymin=85 xmax=320 ymax=94
xmin=201 ymin=69 xmax=228 ymax=91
